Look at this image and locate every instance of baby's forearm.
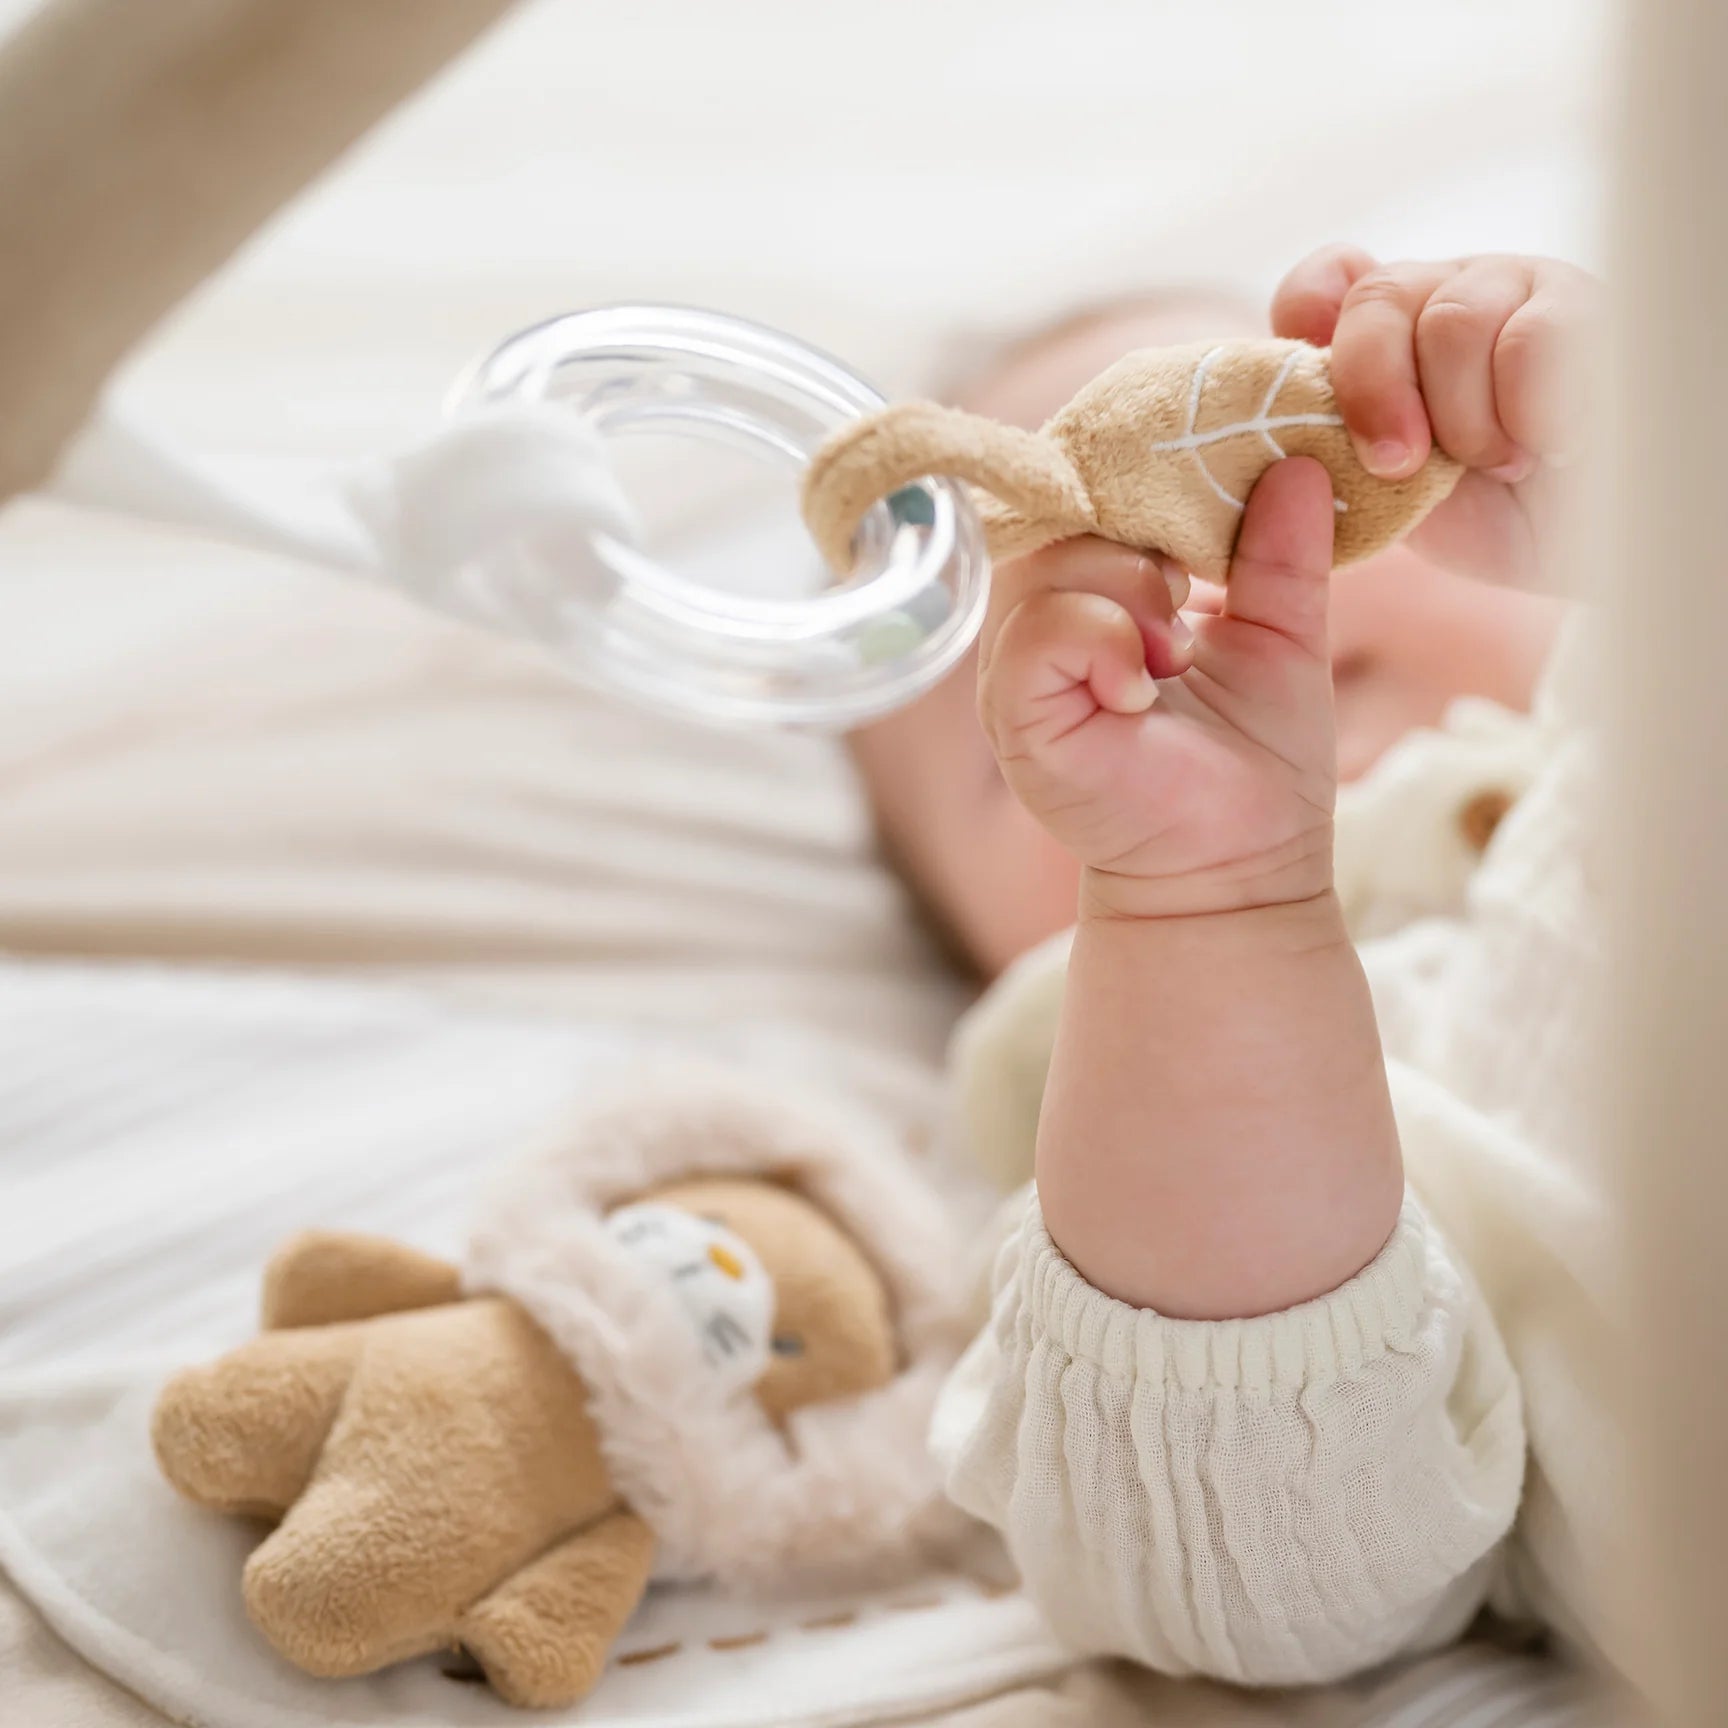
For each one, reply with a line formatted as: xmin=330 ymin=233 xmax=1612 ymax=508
xmin=1035 ymin=884 xmax=1403 ymax=1319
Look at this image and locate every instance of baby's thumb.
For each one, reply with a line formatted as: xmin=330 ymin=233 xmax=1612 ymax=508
xmin=1220 ymin=458 xmax=1337 ymax=655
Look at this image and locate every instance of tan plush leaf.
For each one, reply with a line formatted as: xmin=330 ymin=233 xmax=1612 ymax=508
xmin=1044 ymin=337 xmax=1461 ymax=581
xmin=802 ymin=337 xmax=1460 ymax=583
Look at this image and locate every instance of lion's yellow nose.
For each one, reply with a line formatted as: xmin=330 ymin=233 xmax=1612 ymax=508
xmin=707 ymin=1242 xmax=746 ymax=1281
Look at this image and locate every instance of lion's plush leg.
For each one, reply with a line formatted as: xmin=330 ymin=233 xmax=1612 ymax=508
xmin=240 ymin=1299 xmax=615 ymax=1682
xmin=458 ymin=1510 xmax=657 ymax=1709
xmin=261 ymin=1230 xmax=461 ymax=1329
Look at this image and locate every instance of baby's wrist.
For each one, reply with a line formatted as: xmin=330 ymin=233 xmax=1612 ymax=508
xmin=1075 ymin=881 xmax=1353 ymax=976
xmin=1077 ymin=834 xmax=1335 ymax=926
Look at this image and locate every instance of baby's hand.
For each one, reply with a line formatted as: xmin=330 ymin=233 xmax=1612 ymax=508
xmin=978 ymin=459 xmax=1340 ymax=922
xmin=1273 ymin=247 xmax=1599 ymax=586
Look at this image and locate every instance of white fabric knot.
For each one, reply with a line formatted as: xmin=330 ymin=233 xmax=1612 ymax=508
xmin=48 ymin=400 xmax=638 ymax=643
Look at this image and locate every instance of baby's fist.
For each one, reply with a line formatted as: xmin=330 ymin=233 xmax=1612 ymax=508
xmin=978 ymin=461 xmax=1340 ymax=921
xmin=1273 ymin=247 xmax=1598 ymax=585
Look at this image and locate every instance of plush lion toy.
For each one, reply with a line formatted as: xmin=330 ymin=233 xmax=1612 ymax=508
xmin=151 ymin=1067 xmax=963 ymax=1708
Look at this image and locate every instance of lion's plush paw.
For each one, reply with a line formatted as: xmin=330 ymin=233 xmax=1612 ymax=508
xmin=458 ymin=1512 xmax=656 ymax=1709
xmin=151 ymin=1329 xmax=362 ymax=1516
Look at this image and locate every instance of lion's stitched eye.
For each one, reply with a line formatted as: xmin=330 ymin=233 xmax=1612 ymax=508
xmin=770 ymin=1333 xmax=805 ymax=1358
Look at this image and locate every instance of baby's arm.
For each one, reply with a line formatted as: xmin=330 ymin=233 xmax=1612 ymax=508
xmin=992 ymin=247 xmax=1595 ymax=1315
xmin=948 ymin=471 xmax=1518 ymax=1690
xmin=938 ymin=252 xmax=1589 ymax=1682
xmin=1015 ymin=471 xmax=1402 ymax=1318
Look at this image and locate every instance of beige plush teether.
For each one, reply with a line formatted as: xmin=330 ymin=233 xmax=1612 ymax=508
xmin=802 ymin=338 xmax=1460 ymax=582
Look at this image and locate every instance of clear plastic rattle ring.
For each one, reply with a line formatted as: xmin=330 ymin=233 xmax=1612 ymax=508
xmin=446 ymin=305 xmax=989 ymax=728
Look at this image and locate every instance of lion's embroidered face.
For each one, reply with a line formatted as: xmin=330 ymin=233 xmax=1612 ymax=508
xmin=603 ymin=1201 xmax=777 ymax=1395
xmin=636 ymin=1176 xmax=898 ymax=1422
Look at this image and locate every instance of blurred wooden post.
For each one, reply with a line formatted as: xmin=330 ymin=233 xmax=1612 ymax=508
xmin=1605 ymin=0 xmax=1728 ymax=1720
xmin=0 ymin=0 xmax=517 ymax=504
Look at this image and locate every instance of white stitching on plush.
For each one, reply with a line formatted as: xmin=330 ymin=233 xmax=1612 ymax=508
xmin=1151 ymin=343 xmax=1347 ymax=515
xmin=1255 ymin=347 xmax=1303 ymax=458
xmin=1179 ymin=348 xmax=1246 ymax=511
xmin=1150 ymin=417 xmax=1348 ymax=456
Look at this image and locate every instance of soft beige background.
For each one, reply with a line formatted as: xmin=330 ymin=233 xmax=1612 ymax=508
xmin=2 ymin=0 xmax=1606 ymax=696
xmin=0 ymin=0 xmax=1612 ymax=1028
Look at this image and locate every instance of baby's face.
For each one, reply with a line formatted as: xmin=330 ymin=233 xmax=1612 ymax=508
xmin=853 ymin=297 xmax=1564 ymax=979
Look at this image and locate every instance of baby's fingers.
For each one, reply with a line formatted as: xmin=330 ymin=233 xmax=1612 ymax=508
xmin=1328 ymin=261 xmax=1452 ymax=479
xmin=1415 ymin=256 xmax=1538 ymax=478
xmin=980 ymin=537 xmax=1191 ymax=677
xmin=979 ymin=590 xmax=1154 ymax=756
xmin=1308 ymin=252 xmax=1598 ymax=480
xmin=1269 ymin=243 xmax=1379 ymax=346
xmin=1492 ymin=267 xmax=1597 ymax=462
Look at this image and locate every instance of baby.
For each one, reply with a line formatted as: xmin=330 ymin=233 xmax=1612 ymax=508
xmin=875 ymin=249 xmax=1617 ymax=1686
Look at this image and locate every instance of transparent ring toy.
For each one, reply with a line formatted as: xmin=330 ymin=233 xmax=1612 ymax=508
xmin=447 ymin=305 xmax=990 ymax=728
